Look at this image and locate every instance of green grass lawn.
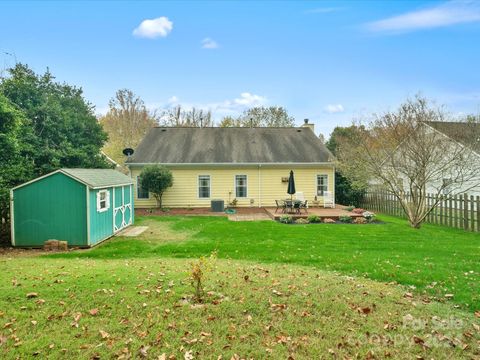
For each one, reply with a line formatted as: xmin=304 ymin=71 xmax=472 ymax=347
xmin=52 ymin=215 xmax=480 ymax=311
xmin=1 ymin=258 xmax=479 ymax=359
xmin=1 ymin=214 xmax=479 ymax=358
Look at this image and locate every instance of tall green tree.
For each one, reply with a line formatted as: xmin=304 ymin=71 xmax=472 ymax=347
xmin=326 ymin=125 xmax=366 ymax=206
xmin=0 ymin=94 xmax=32 ymax=238
xmin=219 ymin=106 xmax=295 ymax=127
xmin=0 ymin=63 xmax=110 ymax=177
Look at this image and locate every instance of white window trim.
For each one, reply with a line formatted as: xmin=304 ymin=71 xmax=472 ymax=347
xmin=97 ymin=189 xmax=110 ymax=213
xmin=316 ymin=174 xmax=328 ymax=196
xmin=235 ymin=175 xmax=248 ymax=198
xmin=198 ymin=175 xmax=211 ymax=199
xmin=136 ymin=176 xmax=149 ymax=199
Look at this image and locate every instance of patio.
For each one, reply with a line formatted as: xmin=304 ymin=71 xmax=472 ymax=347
xmin=135 ymin=205 xmax=362 ymax=221
xmin=264 ymin=205 xmax=363 ymax=221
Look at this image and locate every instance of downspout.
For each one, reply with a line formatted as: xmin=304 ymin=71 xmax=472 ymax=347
xmin=258 ymin=164 xmax=262 ymax=208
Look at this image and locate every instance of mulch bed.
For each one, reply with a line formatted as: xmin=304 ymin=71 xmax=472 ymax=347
xmin=135 ymin=207 xmax=268 ymax=217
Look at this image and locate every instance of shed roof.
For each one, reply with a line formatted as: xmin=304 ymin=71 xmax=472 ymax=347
xmin=61 ymin=169 xmax=133 ymax=188
xmin=12 ymin=169 xmax=133 ymax=191
xmin=126 ymin=127 xmax=333 ymax=164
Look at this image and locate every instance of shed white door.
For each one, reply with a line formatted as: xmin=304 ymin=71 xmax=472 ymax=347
xmin=113 ymin=185 xmax=132 ymax=232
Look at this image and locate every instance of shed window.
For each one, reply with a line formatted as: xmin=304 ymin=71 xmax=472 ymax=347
xmin=137 ymin=176 xmax=149 ymax=199
xmin=235 ymin=175 xmax=247 ymax=198
xmin=198 ymin=175 xmax=210 ymax=198
xmin=316 ymin=175 xmax=328 ymax=196
xmin=97 ymin=189 xmax=110 ymax=212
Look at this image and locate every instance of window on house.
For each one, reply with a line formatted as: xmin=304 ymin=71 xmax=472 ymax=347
xmin=97 ymin=189 xmax=110 ymax=212
xmin=137 ymin=176 xmax=149 ymax=199
xmin=316 ymin=175 xmax=328 ymax=196
xmin=198 ymin=175 xmax=210 ymax=198
xmin=235 ymin=175 xmax=247 ymax=198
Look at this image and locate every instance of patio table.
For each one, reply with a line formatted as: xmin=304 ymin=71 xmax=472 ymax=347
xmin=284 ymin=199 xmax=302 ymax=214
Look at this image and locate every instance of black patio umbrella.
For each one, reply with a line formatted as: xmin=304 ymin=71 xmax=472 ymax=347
xmin=287 ymin=170 xmax=296 ymax=200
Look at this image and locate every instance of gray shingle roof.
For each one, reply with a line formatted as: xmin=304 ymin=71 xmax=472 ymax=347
xmin=62 ymin=169 xmax=133 ymax=188
xmin=425 ymin=121 xmax=480 ymax=154
xmin=126 ymin=127 xmax=333 ymax=164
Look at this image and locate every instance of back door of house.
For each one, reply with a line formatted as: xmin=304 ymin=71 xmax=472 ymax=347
xmin=113 ymin=185 xmax=132 ymax=232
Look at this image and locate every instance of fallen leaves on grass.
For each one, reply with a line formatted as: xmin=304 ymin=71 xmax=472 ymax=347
xmin=26 ymin=292 xmax=38 ymax=299
xmin=89 ymin=308 xmax=99 ymax=316
xmin=99 ymin=330 xmax=110 ymax=339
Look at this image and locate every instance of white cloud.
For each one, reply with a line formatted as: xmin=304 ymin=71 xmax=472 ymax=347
xmin=366 ymin=1 xmax=480 ymax=33
xmin=233 ymin=92 xmax=266 ymax=106
xmin=324 ymin=104 xmax=344 ymax=114
xmin=201 ymin=37 xmax=219 ymax=49
xmin=167 ymin=95 xmax=179 ymax=104
xmin=133 ymin=16 xmax=173 ymax=38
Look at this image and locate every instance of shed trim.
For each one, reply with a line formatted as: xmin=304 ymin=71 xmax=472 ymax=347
xmin=10 ymin=189 xmax=15 ymax=246
xmin=86 ymin=185 xmax=91 ymax=246
xmin=11 ymin=170 xmax=133 ymax=191
xmin=11 ymin=169 xmax=91 ymax=191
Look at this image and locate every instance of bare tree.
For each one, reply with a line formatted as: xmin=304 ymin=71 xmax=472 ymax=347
xmin=219 ymin=106 xmax=295 ymax=127
xmin=159 ymin=105 xmax=213 ymax=127
xmin=99 ymin=89 xmax=156 ymax=164
xmin=337 ymin=96 xmax=480 ymax=228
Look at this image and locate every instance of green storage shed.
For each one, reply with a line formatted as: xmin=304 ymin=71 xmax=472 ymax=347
xmin=10 ymin=169 xmax=134 ymax=248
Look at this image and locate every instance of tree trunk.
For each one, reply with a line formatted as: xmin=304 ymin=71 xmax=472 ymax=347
xmin=155 ymin=193 xmax=163 ymax=209
xmin=409 ymin=220 xmax=422 ymax=229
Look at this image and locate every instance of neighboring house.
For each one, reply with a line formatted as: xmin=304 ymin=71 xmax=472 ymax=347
xmin=424 ymin=121 xmax=480 ymax=197
xmin=10 ymin=169 xmax=134 ymax=247
xmin=369 ymin=120 xmax=480 ymax=197
xmin=125 ymin=121 xmax=335 ymax=208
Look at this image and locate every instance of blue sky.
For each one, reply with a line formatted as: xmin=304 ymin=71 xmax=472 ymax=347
xmin=1 ymin=0 xmax=480 ymax=137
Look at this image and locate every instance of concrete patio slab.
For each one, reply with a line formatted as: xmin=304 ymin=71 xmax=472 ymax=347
xmin=116 ymin=226 xmax=149 ymax=237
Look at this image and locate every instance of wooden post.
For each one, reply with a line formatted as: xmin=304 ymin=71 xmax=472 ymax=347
xmin=440 ymin=196 xmax=444 ymax=225
xmin=476 ymin=196 xmax=480 ymax=231
xmin=470 ymin=195 xmax=475 ymax=232
xmin=463 ymin=193 xmax=469 ymax=231
xmin=448 ymin=196 xmax=453 ymax=228
xmin=454 ymin=194 xmax=458 ymax=229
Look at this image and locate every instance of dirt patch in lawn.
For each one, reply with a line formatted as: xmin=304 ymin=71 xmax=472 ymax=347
xmin=129 ymin=218 xmax=194 ymax=243
xmin=135 ymin=207 xmax=268 ymax=217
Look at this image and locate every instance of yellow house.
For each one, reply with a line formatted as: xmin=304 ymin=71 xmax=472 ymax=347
xmin=126 ymin=121 xmax=335 ymax=208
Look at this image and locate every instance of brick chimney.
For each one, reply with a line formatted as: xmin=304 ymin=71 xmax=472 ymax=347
xmin=302 ymin=118 xmax=315 ymax=133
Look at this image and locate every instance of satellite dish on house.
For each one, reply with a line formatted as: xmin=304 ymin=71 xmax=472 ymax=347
xmin=123 ymin=148 xmax=134 ymax=157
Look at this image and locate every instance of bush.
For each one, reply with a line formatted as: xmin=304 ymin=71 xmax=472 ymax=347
xmin=363 ymin=211 xmax=375 ymax=222
xmin=189 ymin=252 xmax=217 ymax=303
xmin=307 ymin=215 xmax=321 ymax=223
xmin=354 ymin=217 xmax=367 ymax=224
xmin=279 ymin=215 xmax=293 ymax=224
xmin=295 ymin=218 xmax=309 ymax=224
xmin=339 ymin=215 xmax=353 ymax=223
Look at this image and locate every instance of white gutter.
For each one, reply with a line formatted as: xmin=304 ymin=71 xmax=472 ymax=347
xmin=126 ymin=162 xmax=334 ymax=167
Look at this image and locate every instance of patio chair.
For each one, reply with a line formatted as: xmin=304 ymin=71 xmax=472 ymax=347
xmin=293 ymin=201 xmax=302 ymax=214
xmin=295 ymin=192 xmax=305 ymax=202
xmin=323 ymin=191 xmax=335 ymax=208
xmin=275 ymin=199 xmax=286 ymax=213
xmin=300 ymin=200 xmax=308 ymax=214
